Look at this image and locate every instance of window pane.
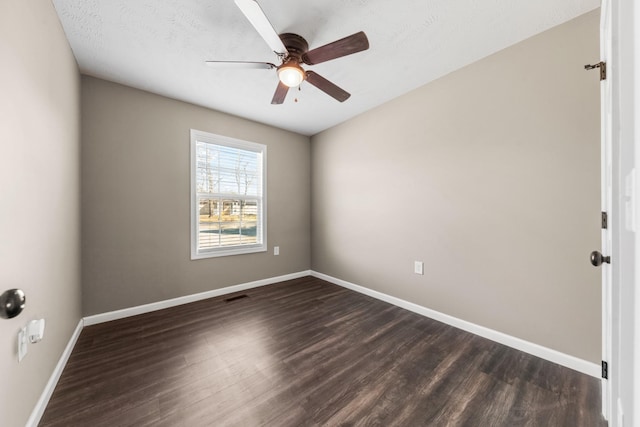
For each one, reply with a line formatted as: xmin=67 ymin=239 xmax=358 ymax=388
xmin=241 ymin=222 xmax=257 ymax=244
xmin=220 ymin=221 xmax=241 ymax=246
xmin=220 ymin=199 xmax=240 ymax=222
xmin=240 ymin=200 xmax=258 ymax=222
xmin=197 ymin=199 xmax=260 ymax=249
xmin=196 ymin=143 xmax=260 ymax=196
xmin=198 ymin=199 xmax=220 ymax=249
xmin=199 ymin=199 xmax=220 ymax=221
xmin=196 ymin=143 xmax=220 ymax=193
xmin=199 ymin=223 xmax=220 ymax=249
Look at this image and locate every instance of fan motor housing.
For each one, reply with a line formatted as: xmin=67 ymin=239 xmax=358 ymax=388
xmin=279 ymin=33 xmax=309 ymax=61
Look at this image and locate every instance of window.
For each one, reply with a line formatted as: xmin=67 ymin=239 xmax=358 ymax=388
xmin=191 ymin=129 xmax=266 ymax=259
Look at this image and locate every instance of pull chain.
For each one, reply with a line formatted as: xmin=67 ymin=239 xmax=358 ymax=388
xmin=295 ymin=85 xmax=301 ymax=103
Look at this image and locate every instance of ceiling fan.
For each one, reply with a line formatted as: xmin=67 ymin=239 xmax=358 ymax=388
xmin=206 ymin=0 xmax=369 ymax=104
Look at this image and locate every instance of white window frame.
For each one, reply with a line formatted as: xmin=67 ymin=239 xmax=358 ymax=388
xmin=190 ymin=129 xmax=267 ymax=259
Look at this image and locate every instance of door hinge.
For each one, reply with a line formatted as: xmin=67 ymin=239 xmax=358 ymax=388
xmin=584 ymin=61 xmax=606 ymax=80
xmin=602 ymin=212 xmax=608 ymax=229
xmin=602 ymin=360 xmax=608 ymax=379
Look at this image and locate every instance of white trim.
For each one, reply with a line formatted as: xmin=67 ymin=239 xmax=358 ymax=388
xmin=83 ymin=271 xmax=311 ymax=326
xmin=26 ymin=319 xmax=84 ymax=427
xmin=311 ymin=271 xmax=601 ymax=378
xmin=599 ymin=0 xmax=613 ymax=418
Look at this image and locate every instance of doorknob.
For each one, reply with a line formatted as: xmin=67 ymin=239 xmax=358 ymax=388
xmin=590 ymin=251 xmax=611 ymax=266
xmin=0 ymin=289 xmax=26 ymax=319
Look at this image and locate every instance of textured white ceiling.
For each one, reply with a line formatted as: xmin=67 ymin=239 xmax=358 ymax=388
xmin=52 ymin=0 xmax=599 ymax=136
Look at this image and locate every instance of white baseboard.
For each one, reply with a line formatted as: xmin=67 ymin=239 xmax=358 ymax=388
xmin=310 ymin=271 xmax=601 ymax=379
xmin=83 ymin=270 xmax=312 ymax=326
xmin=26 ymin=319 xmax=84 ymax=427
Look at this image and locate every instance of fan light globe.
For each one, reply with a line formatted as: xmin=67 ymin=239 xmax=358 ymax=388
xmin=278 ymin=64 xmax=304 ymax=87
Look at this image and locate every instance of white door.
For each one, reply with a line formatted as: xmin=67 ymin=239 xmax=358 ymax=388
xmin=603 ymin=0 xmax=640 ymax=425
xmin=596 ymin=0 xmax=612 ymax=420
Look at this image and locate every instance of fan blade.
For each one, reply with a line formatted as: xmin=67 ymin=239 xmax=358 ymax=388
xmin=205 ymin=61 xmax=276 ymax=70
xmin=303 ymin=31 xmax=369 ymax=65
xmin=235 ymin=0 xmax=288 ymax=56
xmin=271 ymin=81 xmax=289 ymax=104
xmin=305 ymin=71 xmax=350 ymax=102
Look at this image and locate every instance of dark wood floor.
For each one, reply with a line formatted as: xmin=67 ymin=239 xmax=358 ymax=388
xmin=40 ymin=276 xmax=607 ymax=426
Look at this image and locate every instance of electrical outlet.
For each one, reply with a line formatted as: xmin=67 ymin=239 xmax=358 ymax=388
xmin=28 ymin=319 xmax=45 ymax=343
xmin=414 ymin=261 xmax=424 ymax=275
xmin=18 ymin=327 xmax=27 ymax=362
xmin=274 ymin=246 xmax=279 ymax=256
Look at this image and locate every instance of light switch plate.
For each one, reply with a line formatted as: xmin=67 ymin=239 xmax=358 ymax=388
xmin=414 ymin=261 xmax=424 ymax=275
xmin=18 ymin=327 xmax=27 ymax=362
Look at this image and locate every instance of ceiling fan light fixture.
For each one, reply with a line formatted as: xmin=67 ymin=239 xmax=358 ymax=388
xmin=277 ymin=63 xmax=305 ymax=87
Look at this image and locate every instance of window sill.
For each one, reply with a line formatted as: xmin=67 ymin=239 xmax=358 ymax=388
xmin=191 ymin=244 xmax=267 ymax=260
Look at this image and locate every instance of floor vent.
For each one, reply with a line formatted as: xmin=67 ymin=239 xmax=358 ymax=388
xmin=224 ymin=294 xmax=249 ymax=303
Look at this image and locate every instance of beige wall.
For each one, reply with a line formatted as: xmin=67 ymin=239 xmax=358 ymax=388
xmin=311 ymin=11 xmax=601 ymax=362
xmin=81 ymin=77 xmax=311 ymax=315
xmin=0 ymin=1 xmax=81 ymax=425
